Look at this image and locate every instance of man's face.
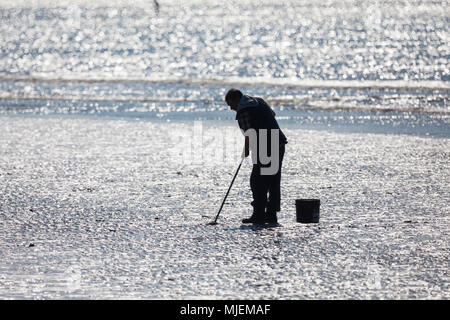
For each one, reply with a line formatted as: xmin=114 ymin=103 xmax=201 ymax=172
xmin=226 ymin=98 xmax=239 ymax=111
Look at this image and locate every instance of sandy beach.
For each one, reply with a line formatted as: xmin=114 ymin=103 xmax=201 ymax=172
xmin=1 ymin=0 xmax=449 ymax=301
xmin=0 ymin=115 xmax=448 ymax=299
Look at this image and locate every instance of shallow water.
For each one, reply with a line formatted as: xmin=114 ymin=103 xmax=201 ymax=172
xmin=1 ymin=0 xmax=448 ymax=81
xmin=0 ymin=0 xmax=449 ymax=116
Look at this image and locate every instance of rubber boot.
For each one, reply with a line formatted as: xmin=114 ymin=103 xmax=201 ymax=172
xmin=265 ymin=210 xmax=278 ymax=224
xmin=242 ymin=213 xmax=265 ymax=225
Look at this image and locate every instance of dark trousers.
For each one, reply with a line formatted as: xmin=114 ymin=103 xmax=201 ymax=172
xmin=250 ymin=143 xmax=285 ymax=216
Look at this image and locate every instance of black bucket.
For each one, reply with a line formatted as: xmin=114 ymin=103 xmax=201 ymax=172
xmin=296 ymin=199 xmax=320 ymax=223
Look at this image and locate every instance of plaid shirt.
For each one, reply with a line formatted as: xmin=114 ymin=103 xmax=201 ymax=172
xmin=236 ymin=99 xmax=276 ymax=133
xmin=237 ymin=108 xmax=254 ymax=133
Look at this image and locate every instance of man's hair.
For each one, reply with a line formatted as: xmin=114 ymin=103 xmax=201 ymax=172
xmin=225 ymin=88 xmax=243 ymax=104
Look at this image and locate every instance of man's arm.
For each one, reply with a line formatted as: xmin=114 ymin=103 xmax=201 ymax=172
xmin=237 ymin=109 xmax=253 ymax=158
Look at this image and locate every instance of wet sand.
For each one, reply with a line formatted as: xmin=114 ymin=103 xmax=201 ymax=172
xmin=0 ymin=115 xmax=448 ymax=299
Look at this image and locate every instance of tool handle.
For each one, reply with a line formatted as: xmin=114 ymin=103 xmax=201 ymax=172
xmin=212 ymin=158 xmax=244 ymax=223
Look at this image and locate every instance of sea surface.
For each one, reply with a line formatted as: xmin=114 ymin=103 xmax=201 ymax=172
xmin=0 ymin=0 xmax=449 ymax=136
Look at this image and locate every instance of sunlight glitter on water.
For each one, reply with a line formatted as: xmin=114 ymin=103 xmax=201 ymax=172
xmin=0 ymin=0 xmax=448 ymax=119
xmin=1 ymin=0 xmax=448 ymax=81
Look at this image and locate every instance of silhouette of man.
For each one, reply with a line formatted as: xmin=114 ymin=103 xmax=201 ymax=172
xmin=225 ymin=88 xmax=287 ymax=224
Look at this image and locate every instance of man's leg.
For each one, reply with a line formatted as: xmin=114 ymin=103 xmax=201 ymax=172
xmin=243 ymin=164 xmax=270 ymax=224
xmin=266 ymin=144 xmax=285 ymax=222
xmin=267 ymin=171 xmax=281 ymax=212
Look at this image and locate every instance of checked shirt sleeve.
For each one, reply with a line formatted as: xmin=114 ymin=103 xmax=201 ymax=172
xmin=237 ymin=110 xmax=254 ymax=133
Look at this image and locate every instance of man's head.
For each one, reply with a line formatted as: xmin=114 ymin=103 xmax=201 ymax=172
xmin=225 ymin=88 xmax=243 ymax=111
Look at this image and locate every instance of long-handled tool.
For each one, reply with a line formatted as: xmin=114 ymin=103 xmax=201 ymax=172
xmin=208 ymin=157 xmax=244 ymax=225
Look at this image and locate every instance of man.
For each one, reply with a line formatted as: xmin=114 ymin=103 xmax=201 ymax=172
xmin=225 ymin=88 xmax=287 ymax=225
